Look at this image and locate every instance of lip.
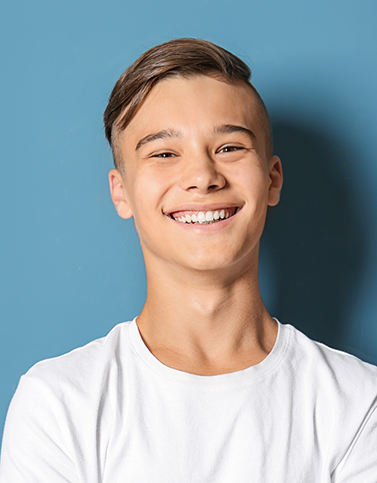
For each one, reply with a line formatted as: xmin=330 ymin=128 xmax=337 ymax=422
xmin=164 ymin=204 xmax=243 ymax=232
xmin=164 ymin=203 xmax=242 ymax=217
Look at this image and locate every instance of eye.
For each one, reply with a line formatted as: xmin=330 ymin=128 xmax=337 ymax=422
xmin=218 ymin=145 xmax=244 ymax=154
xmin=151 ymin=152 xmax=176 ymax=158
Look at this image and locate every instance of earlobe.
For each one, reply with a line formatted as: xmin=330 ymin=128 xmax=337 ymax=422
xmin=267 ymin=156 xmax=283 ymax=207
xmin=108 ymin=169 xmax=133 ymax=219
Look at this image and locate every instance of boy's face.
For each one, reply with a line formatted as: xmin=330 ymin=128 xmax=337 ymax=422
xmin=109 ymin=75 xmax=282 ymax=274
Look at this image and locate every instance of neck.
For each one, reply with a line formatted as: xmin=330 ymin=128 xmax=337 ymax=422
xmin=136 ymin=253 xmax=277 ymax=376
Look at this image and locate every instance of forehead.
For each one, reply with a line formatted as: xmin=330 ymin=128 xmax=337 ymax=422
xmin=126 ymin=75 xmax=264 ymax=136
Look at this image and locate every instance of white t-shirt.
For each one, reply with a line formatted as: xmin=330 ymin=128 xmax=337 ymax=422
xmin=1 ymin=319 xmax=377 ymax=482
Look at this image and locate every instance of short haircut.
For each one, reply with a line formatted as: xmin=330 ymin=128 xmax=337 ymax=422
xmin=104 ymin=38 xmax=273 ymax=169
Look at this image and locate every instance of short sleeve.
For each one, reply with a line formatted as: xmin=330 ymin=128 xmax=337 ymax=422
xmin=332 ymin=404 xmax=377 ymax=482
xmin=0 ymin=374 xmax=77 ymax=483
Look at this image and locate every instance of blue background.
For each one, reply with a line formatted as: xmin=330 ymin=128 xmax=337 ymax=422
xmin=1 ymin=0 xmax=377 ymax=439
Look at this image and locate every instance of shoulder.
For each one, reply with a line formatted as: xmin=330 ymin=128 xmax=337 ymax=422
xmin=0 ymin=322 xmax=134 ymax=481
xmin=21 ymin=320 xmax=134 ymax=402
xmin=278 ymin=322 xmax=377 ymax=477
xmin=281 ymin=322 xmax=377 ymax=384
xmin=2 ymin=321 xmax=135 ymax=469
xmin=279 ymin=322 xmax=377 ymax=425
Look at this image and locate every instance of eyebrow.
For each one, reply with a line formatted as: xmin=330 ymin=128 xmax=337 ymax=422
xmin=135 ymin=129 xmax=181 ymax=151
xmin=213 ymin=124 xmax=255 ymax=140
xmin=135 ymin=124 xmax=255 ymax=151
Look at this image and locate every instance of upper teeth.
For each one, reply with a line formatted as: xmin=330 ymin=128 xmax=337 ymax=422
xmin=173 ymin=209 xmax=231 ymax=224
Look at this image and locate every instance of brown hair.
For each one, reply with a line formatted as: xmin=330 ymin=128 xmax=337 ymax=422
xmin=104 ymin=38 xmax=272 ymax=168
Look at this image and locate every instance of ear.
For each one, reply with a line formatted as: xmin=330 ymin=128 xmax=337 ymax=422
xmin=109 ymin=169 xmax=133 ymax=219
xmin=267 ymin=156 xmax=283 ymax=207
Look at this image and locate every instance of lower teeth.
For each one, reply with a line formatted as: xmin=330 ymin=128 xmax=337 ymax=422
xmin=182 ymin=217 xmax=225 ymax=224
xmin=195 ymin=219 xmax=219 ymax=224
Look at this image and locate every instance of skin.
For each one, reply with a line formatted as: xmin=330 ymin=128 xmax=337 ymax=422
xmin=109 ymin=75 xmax=283 ymax=376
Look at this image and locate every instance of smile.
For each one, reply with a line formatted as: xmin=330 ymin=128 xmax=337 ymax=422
xmin=169 ymin=208 xmax=238 ymax=225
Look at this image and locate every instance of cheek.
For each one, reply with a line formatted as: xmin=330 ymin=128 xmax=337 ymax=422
xmin=234 ymin=171 xmax=270 ymax=235
xmin=129 ymin=172 xmax=169 ymax=231
xmin=232 ymin=166 xmax=270 ymax=203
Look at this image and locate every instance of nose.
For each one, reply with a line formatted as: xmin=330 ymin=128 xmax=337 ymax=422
xmin=180 ymin=152 xmax=226 ymax=194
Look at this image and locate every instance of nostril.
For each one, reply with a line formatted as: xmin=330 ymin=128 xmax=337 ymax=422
xmin=182 ymin=170 xmax=227 ymax=193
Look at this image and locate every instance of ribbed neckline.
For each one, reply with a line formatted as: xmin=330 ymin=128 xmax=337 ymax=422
xmin=128 ymin=318 xmax=291 ymax=387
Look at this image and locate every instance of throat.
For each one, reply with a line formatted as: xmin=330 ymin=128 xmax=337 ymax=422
xmin=137 ymin=312 xmax=277 ymax=376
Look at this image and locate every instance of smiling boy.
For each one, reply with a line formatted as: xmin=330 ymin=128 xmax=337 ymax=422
xmin=1 ymin=38 xmax=377 ymax=482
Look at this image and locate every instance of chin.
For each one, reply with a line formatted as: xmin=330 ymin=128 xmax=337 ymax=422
xmin=177 ymin=251 xmax=247 ymax=274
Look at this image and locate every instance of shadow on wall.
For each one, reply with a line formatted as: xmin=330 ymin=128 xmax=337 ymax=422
xmin=262 ymin=119 xmax=367 ymax=351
